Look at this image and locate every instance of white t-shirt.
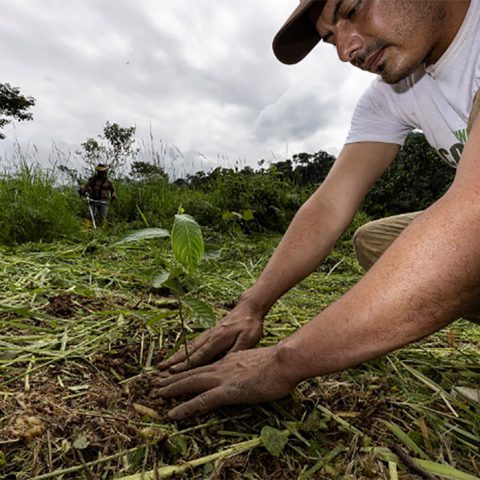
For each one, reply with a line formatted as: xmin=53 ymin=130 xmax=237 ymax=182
xmin=346 ymin=0 xmax=480 ymax=168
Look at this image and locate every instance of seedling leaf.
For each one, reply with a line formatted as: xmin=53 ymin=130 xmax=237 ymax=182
xmin=171 ymin=214 xmax=204 ymax=272
xmin=152 ymin=270 xmax=170 ymax=289
xmin=113 ymin=228 xmax=169 ymax=246
xmin=183 ymin=297 xmax=216 ymax=328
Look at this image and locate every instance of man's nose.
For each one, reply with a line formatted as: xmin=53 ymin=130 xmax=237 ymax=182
xmin=336 ymin=29 xmax=363 ymax=63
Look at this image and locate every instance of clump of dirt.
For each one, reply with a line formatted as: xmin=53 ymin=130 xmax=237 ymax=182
xmin=45 ymin=292 xmax=106 ymax=318
xmin=0 ymin=323 xmax=426 ymax=480
xmin=95 ymin=342 xmax=145 ymax=378
xmin=0 ymin=352 xmax=425 ymax=480
xmin=127 ymin=370 xmax=186 ymax=418
xmin=93 ymin=331 xmax=173 ymax=381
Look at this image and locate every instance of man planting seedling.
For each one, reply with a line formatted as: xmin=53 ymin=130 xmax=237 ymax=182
xmin=150 ymin=0 xmax=480 ymax=420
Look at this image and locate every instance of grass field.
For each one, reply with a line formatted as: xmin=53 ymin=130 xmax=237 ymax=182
xmin=0 ymin=228 xmax=479 ymax=479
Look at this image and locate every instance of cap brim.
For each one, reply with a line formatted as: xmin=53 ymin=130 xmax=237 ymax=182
xmin=272 ymin=0 xmax=325 ymax=65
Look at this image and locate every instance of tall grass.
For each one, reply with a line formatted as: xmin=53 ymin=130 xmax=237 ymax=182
xmin=0 ymin=162 xmax=81 ymax=244
xmin=109 ymin=178 xmax=234 ymax=230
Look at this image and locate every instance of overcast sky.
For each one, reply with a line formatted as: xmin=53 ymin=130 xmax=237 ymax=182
xmin=0 ymin=0 xmax=375 ymax=177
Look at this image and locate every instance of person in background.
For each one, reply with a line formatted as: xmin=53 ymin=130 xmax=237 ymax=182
xmin=79 ymin=163 xmax=116 ymax=226
xmin=149 ymin=0 xmax=480 ymax=420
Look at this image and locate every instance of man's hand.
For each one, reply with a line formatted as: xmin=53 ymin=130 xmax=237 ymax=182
xmin=158 ymin=306 xmax=263 ymax=373
xmin=150 ymin=345 xmax=297 ymax=420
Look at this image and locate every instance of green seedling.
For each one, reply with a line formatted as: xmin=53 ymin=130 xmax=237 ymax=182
xmin=114 ymin=212 xmax=216 ymax=365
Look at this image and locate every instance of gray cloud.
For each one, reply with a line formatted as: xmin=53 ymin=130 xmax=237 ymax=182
xmin=253 ymin=85 xmax=338 ymax=143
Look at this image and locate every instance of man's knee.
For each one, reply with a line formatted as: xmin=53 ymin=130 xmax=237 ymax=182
xmin=352 ymin=222 xmax=380 ymax=271
xmin=352 ymin=212 xmax=421 ymax=271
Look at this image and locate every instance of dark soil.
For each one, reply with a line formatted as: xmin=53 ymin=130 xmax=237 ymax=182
xmin=45 ymin=293 xmax=106 ymax=318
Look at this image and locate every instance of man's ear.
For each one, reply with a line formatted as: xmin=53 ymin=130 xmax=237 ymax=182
xmin=467 ymin=88 xmax=480 ymax=135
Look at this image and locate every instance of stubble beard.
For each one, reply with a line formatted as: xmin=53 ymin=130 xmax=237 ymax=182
xmin=378 ymin=53 xmax=426 ymax=84
xmin=354 ymin=41 xmax=425 ymax=85
xmin=377 ymin=60 xmax=421 ymax=84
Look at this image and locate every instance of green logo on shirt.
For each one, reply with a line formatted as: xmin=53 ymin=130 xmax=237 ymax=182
xmin=437 ymin=128 xmax=468 ymax=167
xmin=454 ymin=128 xmax=468 ymax=143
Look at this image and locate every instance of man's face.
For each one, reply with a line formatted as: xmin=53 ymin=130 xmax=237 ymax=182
xmin=310 ymin=0 xmax=451 ymax=84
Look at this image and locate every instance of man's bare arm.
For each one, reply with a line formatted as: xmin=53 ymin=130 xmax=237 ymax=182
xmin=279 ymin=114 xmax=480 ymax=382
xmin=159 ymin=142 xmax=399 ymax=372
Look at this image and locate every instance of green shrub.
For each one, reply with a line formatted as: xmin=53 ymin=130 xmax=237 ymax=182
xmin=187 ymin=167 xmax=306 ymax=232
xmin=363 ymin=133 xmax=455 ymax=218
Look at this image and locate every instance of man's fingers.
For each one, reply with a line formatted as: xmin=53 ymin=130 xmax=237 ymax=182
xmin=163 ymin=333 xmax=238 ymax=373
xmin=167 ymin=388 xmax=231 ymax=420
xmin=150 ymin=371 xmax=219 ymax=399
xmin=168 ymin=346 xmax=216 ymax=373
xmin=158 ymin=336 xmax=208 ymax=370
xmin=150 ymin=364 xmax=209 ymax=388
xmin=169 ymin=335 xmax=235 ymax=372
xmin=158 ymin=349 xmax=189 ymax=370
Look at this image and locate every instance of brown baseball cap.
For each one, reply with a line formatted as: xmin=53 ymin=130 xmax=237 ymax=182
xmin=273 ymin=0 xmax=326 ymax=65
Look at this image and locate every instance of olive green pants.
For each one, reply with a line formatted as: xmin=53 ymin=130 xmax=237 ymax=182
xmin=353 ymin=212 xmax=421 ymax=272
xmin=352 ymin=90 xmax=480 ymax=324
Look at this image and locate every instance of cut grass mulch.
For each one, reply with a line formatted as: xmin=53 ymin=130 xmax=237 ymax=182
xmin=0 ymin=234 xmax=479 ymax=479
